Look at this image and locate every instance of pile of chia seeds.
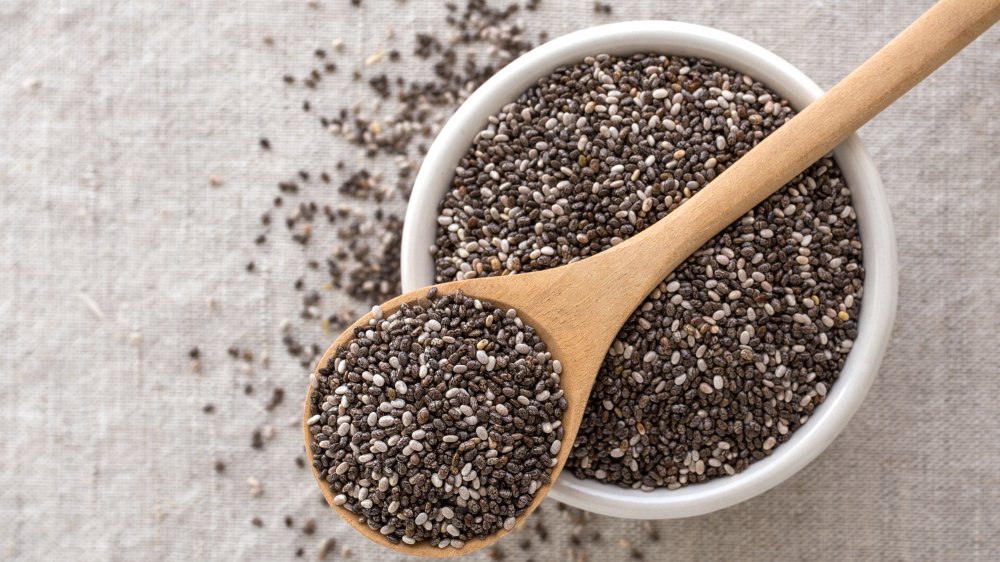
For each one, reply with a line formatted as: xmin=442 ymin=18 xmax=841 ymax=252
xmin=432 ymin=53 xmax=864 ymax=489
xmin=307 ymin=289 xmax=566 ymax=548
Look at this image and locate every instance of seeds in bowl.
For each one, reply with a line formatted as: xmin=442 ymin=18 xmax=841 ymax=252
xmin=432 ymin=53 xmax=863 ymax=489
xmin=307 ymin=289 xmax=566 ymax=548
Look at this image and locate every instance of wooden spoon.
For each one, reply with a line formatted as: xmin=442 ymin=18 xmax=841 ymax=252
xmin=304 ymin=0 xmax=1000 ymax=556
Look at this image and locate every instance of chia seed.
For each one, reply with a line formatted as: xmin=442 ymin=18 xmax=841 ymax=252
xmin=307 ymin=289 xmax=566 ymax=546
xmin=432 ymin=53 xmax=863 ymax=490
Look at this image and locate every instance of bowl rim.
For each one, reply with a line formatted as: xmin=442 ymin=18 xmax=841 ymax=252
xmin=401 ymin=20 xmax=898 ymax=519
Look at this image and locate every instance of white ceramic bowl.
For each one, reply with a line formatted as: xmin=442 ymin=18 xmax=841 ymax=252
xmin=401 ymin=21 xmax=898 ymax=519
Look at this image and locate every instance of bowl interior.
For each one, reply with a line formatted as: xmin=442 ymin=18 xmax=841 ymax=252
xmin=401 ymin=21 xmax=898 ymax=519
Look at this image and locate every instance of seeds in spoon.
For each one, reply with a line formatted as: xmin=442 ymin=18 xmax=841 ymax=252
xmin=433 ymin=53 xmax=863 ymax=489
xmin=308 ymin=289 xmax=566 ymax=547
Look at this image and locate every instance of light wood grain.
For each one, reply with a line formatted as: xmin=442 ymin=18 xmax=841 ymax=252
xmin=304 ymin=0 xmax=1000 ymax=556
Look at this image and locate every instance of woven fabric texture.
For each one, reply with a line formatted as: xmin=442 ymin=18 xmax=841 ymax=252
xmin=1 ymin=1 xmax=998 ymax=560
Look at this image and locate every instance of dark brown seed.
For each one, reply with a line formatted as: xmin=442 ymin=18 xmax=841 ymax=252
xmin=265 ymin=387 xmax=285 ymax=411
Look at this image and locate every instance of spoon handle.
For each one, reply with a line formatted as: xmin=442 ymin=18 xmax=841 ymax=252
xmin=598 ymin=0 xmax=1000 ymax=305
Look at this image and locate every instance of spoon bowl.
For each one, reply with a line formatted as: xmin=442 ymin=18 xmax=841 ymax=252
xmin=302 ymin=268 xmax=621 ymax=557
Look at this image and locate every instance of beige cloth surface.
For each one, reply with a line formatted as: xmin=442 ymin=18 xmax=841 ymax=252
xmin=2 ymin=1 xmax=999 ymax=560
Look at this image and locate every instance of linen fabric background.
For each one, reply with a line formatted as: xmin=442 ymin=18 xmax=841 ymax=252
xmin=2 ymin=1 xmax=998 ymax=560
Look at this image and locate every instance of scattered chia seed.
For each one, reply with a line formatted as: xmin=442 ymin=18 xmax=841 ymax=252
xmin=307 ymin=289 xmax=566 ymax=547
xmin=643 ymin=520 xmax=660 ymax=542
xmin=265 ymin=387 xmax=286 ymax=411
xmin=318 ymin=537 xmax=337 ymax=560
xmin=432 ymin=53 xmax=863 ymax=490
xmin=248 ymin=477 xmax=262 ymax=497
xmin=533 ymin=521 xmax=548 ymax=541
